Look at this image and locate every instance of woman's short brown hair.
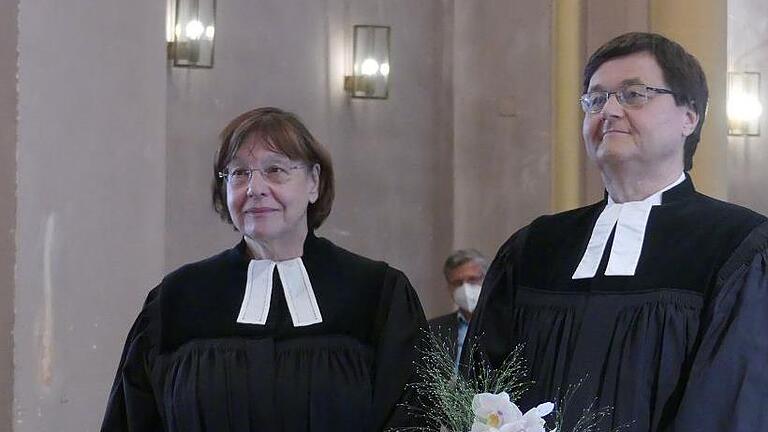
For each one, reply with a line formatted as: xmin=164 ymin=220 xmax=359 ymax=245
xmin=212 ymin=107 xmax=335 ymax=230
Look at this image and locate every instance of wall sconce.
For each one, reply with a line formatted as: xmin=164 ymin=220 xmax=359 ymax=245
xmin=344 ymin=25 xmax=390 ymax=99
xmin=727 ymin=72 xmax=762 ymax=136
xmin=166 ymin=0 xmax=216 ymax=68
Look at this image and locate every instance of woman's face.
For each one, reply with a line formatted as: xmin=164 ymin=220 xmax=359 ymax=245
xmin=226 ymin=135 xmax=319 ymax=245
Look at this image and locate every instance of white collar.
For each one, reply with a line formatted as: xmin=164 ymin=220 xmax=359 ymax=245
xmin=572 ymin=173 xmax=686 ymax=279
xmin=236 ymin=256 xmax=323 ymax=327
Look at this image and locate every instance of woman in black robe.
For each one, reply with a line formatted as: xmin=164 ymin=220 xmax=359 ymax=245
xmin=101 ymin=107 xmax=427 ymax=432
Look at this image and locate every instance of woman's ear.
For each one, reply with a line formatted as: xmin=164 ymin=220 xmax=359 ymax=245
xmin=308 ymin=164 xmax=320 ymax=204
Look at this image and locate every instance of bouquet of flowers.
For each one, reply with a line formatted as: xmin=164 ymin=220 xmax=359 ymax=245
xmin=396 ymin=330 xmax=625 ymax=432
xmin=469 ymin=392 xmax=553 ymax=432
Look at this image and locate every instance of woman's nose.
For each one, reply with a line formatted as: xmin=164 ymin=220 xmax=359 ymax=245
xmin=246 ymin=171 xmax=269 ymax=197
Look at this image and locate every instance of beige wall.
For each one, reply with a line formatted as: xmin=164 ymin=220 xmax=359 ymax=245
xmin=727 ymin=0 xmax=768 ymax=215
xmin=4 ymin=1 xmax=767 ymax=430
xmin=14 ymin=1 xmax=167 ymax=431
xmin=452 ymin=0 xmax=553 ymax=263
xmin=0 ymin=1 xmax=18 ymax=430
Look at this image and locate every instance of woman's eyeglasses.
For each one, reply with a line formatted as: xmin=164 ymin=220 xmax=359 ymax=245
xmin=218 ymin=163 xmax=305 ymax=187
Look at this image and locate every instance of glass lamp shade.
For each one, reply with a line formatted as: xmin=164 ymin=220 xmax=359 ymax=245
xmin=171 ymin=0 xmax=216 ymax=68
xmin=348 ymin=25 xmax=390 ymax=99
xmin=727 ymin=72 xmax=762 ymax=136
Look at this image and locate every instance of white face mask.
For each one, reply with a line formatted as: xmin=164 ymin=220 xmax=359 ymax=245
xmin=452 ymin=282 xmax=482 ymax=314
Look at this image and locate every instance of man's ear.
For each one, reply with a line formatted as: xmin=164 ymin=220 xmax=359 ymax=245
xmin=682 ymin=105 xmax=699 ymax=137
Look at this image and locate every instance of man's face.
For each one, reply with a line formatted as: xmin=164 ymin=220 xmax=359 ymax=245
xmin=447 ymin=261 xmax=484 ymax=291
xmin=582 ymin=52 xmax=698 ymax=174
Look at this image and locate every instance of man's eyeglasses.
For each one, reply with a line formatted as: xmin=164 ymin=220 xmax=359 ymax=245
xmin=218 ymin=163 xmax=305 ymax=187
xmin=580 ymin=84 xmax=676 ymax=114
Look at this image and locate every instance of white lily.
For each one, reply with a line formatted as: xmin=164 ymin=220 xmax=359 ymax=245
xmin=502 ymin=402 xmax=554 ymax=432
xmin=469 ymin=392 xmax=555 ymax=432
xmin=470 ymin=392 xmax=521 ymax=431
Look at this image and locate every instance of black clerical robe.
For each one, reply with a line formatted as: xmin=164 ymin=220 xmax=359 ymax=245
xmin=465 ymin=176 xmax=768 ymax=431
xmin=101 ymin=233 xmax=427 ymax=432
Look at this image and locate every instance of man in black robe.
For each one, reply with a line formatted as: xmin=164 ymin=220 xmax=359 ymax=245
xmin=464 ymin=32 xmax=768 ymax=432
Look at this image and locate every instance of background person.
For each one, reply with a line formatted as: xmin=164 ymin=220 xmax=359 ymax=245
xmin=465 ymin=33 xmax=768 ymax=431
xmin=101 ymin=107 xmax=427 ymax=432
xmin=429 ymin=249 xmax=488 ymax=370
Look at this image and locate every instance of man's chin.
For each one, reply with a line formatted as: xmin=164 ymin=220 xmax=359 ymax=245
xmin=593 ymin=140 xmax=637 ymax=163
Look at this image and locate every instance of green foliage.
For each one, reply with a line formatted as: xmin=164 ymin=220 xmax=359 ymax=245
xmin=394 ymin=330 xmax=530 ymax=432
xmin=393 ymin=330 xmax=629 ymax=432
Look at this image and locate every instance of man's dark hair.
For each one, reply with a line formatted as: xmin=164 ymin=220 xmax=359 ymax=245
xmin=583 ymin=32 xmax=708 ymax=171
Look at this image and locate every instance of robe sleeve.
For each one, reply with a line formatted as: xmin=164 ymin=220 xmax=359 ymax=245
xmin=101 ymin=288 xmax=163 ymax=432
xmin=461 ymin=228 xmax=528 ymax=371
xmin=371 ymin=267 xmax=429 ymax=431
xmin=666 ymin=223 xmax=768 ymax=431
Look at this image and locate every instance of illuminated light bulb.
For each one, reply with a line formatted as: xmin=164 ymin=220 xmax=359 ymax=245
xmin=379 ymin=62 xmax=390 ymax=77
xmin=360 ymin=58 xmax=379 ymax=76
xmin=205 ymin=25 xmax=215 ymax=40
xmin=185 ymin=20 xmax=205 ymax=40
xmin=728 ymin=93 xmax=764 ymax=122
